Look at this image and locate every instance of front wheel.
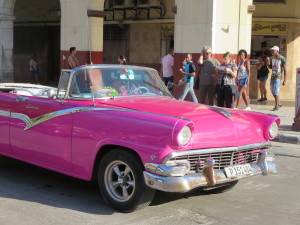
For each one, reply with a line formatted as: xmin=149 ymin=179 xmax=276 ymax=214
xmin=98 ymin=149 xmax=156 ymax=212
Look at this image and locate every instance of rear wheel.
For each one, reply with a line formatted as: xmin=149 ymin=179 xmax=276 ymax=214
xmin=98 ymin=149 xmax=155 ymax=212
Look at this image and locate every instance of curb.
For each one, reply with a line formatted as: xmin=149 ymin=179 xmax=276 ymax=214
xmin=273 ymin=133 xmax=300 ymax=145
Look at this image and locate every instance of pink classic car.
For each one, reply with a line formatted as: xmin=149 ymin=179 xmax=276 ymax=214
xmin=0 ymin=65 xmax=279 ymax=212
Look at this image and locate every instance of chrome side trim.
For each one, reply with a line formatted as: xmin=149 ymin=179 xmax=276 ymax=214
xmin=0 ymin=107 xmax=190 ymax=131
xmin=0 ymin=110 xmax=11 ymax=117
xmin=163 ymin=142 xmax=271 ymax=163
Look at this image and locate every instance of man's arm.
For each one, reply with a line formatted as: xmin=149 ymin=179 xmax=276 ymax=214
xmin=197 ymin=53 xmax=204 ymax=65
xmin=282 ymin=64 xmax=287 ymax=86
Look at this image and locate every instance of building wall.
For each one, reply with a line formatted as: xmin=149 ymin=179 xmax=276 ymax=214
xmin=0 ymin=0 xmax=14 ymax=82
xmin=60 ymin=0 xmax=104 ymax=68
xmin=252 ymin=0 xmax=300 ymax=103
xmin=129 ymin=23 xmax=161 ymax=70
xmin=254 ymin=0 xmax=300 ymax=18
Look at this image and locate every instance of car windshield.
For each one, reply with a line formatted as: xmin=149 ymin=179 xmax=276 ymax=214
xmin=68 ymin=67 xmax=172 ymax=99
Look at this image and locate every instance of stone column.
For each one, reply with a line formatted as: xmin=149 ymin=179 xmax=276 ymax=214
xmin=173 ymin=0 xmax=253 ymax=101
xmin=0 ymin=14 xmax=14 ymax=82
xmin=174 ymin=0 xmax=253 ymax=71
xmin=60 ymin=0 xmax=104 ymax=69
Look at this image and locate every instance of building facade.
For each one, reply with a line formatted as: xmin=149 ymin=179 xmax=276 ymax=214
xmin=0 ymin=0 xmax=299 ymax=102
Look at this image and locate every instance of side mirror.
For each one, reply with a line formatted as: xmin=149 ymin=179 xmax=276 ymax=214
xmin=46 ymin=89 xmax=56 ymax=99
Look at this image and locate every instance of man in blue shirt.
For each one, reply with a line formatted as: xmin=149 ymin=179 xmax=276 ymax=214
xmin=179 ymin=54 xmax=198 ymax=103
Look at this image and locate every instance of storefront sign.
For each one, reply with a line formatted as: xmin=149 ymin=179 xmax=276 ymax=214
xmin=252 ymin=23 xmax=287 ymax=34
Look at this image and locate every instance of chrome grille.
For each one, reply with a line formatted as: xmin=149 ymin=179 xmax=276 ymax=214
xmin=169 ymin=147 xmax=268 ymax=172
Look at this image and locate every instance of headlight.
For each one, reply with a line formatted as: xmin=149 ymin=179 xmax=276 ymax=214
xmin=178 ymin=126 xmax=192 ymax=146
xmin=269 ymin=121 xmax=279 ymax=138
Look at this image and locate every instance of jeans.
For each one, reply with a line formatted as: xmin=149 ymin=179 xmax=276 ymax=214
xmin=163 ymin=76 xmax=173 ymax=86
xmin=179 ymin=82 xmax=198 ymax=103
xmin=163 ymin=76 xmax=174 ymax=93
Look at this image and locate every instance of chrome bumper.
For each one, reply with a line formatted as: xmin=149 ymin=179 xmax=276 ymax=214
xmin=143 ymin=151 xmax=277 ymax=193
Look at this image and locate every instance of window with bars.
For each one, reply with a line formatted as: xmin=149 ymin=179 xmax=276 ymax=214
xmin=104 ymin=25 xmax=127 ymax=41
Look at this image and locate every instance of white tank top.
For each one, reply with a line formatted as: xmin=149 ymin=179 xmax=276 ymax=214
xmin=238 ymin=60 xmax=248 ymax=79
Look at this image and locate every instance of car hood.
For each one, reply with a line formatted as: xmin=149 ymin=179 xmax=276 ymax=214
xmin=98 ymin=97 xmax=270 ymax=149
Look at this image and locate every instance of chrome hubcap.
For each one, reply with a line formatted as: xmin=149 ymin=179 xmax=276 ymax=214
xmin=104 ymin=161 xmax=135 ymax=202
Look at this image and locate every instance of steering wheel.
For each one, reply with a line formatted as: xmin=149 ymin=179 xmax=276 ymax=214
xmin=136 ymin=86 xmax=150 ymax=94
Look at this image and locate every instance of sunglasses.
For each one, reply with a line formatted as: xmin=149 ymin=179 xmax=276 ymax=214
xmin=205 ymin=52 xmax=212 ymax=55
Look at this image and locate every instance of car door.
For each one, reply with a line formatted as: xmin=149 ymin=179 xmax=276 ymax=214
xmin=0 ymin=92 xmax=15 ymax=155
xmin=10 ymin=95 xmax=76 ymax=170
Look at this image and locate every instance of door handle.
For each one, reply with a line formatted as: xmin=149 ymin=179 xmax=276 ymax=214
xmin=16 ymin=96 xmax=28 ymax=102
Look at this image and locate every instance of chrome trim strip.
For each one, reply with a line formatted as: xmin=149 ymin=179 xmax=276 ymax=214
xmin=0 ymin=110 xmax=11 ymax=117
xmin=162 ymin=142 xmax=271 ymax=164
xmin=208 ymin=106 xmax=234 ymax=119
xmin=0 ymin=107 xmax=190 ymax=131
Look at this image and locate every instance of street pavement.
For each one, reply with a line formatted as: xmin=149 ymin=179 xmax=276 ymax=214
xmin=0 ymin=142 xmax=299 ymax=225
xmin=247 ymin=100 xmax=300 ymax=145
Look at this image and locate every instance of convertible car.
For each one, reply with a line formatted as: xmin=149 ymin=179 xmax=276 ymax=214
xmin=0 ymin=65 xmax=279 ymax=212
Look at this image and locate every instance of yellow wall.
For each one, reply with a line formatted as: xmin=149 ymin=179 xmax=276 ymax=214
xmin=254 ymin=0 xmax=300 ymax=18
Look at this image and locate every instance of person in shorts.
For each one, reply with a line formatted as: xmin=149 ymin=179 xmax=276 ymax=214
xmin=236 ymin=49 xmax=251 ymax=110
xmin=257 ymin=55 xmax=270 ymax=102
xmin=268 ymin=46 xmax=287 ymax=111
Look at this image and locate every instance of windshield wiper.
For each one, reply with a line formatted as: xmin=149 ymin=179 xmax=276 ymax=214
xmin=143 ymin=80 xmax=173 ymax=98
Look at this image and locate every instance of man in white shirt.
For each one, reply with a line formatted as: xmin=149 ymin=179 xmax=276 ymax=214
xmin=29 ymin=55 xmax=39 ymax=84
xmin=160 ymin=48 xmax=174 ymax=89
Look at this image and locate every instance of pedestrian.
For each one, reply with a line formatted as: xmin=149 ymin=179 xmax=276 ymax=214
xmin=215 ymin=52 xmax=238 ymax=108
xmin=29 ymin=55 xmax=39 ymax=84
xmin=118 ymin=55 xmax=127 ymax=65
xmin=197 ymin=45 xmax=220 ymax=105
xmin=236 ymin=49 xmax=251 ymax=110
xmin=178 ymin=54 xmax=198 ymax=103
xmin=256 ymin=41 xmax=272 ymax=58
xmin=257 ymin=55 xmax=270 ymax=102
xmin=68 ymin=47 xmax=79 ymax=69
xmin=160 ymin=48 xmax=174 ymax=88
xmin=268 ymin=46 xmax=287 ymax=111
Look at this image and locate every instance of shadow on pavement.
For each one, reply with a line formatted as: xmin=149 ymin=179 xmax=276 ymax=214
xmin=0 ymin=156 xmax=115 ymax=215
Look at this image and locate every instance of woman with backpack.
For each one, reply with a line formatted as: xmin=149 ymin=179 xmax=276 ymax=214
xmin=236 ymin=49 xmax=251 ymax=110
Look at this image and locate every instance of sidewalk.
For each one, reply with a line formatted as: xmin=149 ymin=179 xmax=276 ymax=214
xmin=249 ymin=100 xmax=300 ymax=145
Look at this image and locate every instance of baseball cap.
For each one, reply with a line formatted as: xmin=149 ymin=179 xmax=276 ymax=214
xmin=270 ymin=46 xmax=279 ymax=51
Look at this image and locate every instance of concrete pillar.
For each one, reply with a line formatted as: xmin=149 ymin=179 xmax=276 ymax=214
xmin=60 ymin=0 xmax=104 ymax=69
xmin=174 ymin=0 xmax=253 ymax=78
xmin=0 ymin=13 xmax=14 ymax=82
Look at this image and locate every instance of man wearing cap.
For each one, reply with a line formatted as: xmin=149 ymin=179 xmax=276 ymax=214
xmin=269 ymin=46 xmax=287 ymax=111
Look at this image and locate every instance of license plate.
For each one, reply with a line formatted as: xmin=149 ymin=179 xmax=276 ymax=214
xmin=225 ymin=164 xmax=252 ymax=178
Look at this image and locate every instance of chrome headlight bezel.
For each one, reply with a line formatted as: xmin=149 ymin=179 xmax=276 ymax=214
xmin=269 ymin=121 xmax=279 ymax=139
xmin=177 ymin=125 xmax=192 ymax=146
xmin=264 ymin=117 xmax=280 ymax=140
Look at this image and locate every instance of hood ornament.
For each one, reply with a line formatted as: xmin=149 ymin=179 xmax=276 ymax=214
xmin=208 ymin=106 xmax=234 ymax=120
